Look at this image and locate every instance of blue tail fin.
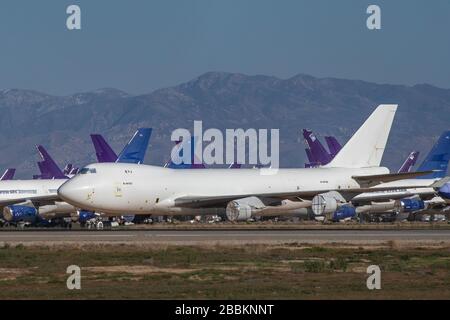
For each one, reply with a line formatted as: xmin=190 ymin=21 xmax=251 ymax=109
xmin=416 ymin=131 xmax=450 ymax=179
xmin=116 ymin=128 xmax=152 ymax=164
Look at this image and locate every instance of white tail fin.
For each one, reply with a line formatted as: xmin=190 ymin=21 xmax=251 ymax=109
xmin=324 ymin=104 xmax=398 ymax=168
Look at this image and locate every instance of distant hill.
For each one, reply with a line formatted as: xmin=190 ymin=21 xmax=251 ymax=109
xmin=1 ymin=72 xmax=449 ymax=178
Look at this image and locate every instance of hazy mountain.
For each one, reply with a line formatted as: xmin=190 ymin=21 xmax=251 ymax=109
xmin=1 ymin=72 xmax=449 ymax=178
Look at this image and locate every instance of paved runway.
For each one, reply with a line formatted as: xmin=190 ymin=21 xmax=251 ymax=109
xmin=1 ymin=229 xmax=450 ymax=245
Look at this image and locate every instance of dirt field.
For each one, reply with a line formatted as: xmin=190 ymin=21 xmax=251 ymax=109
xmin=0 ymin=241 xmax=449 ymax=299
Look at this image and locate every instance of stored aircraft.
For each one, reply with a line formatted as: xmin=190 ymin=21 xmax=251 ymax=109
xmin=59 ymin=104 xmax=444 ymax=222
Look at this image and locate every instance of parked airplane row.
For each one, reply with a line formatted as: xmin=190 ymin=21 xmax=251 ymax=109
xmin=0 ymin=129 xmax=152 ymax=228
xmin=57 ymin=104 xmax=450 ymax=223
xmin=1 ymin=104 xmax=449 ymax=228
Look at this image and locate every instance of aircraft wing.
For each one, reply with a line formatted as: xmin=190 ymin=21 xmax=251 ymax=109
xmin=173 ymin=192 xmax=312 ymax=208
xmin=431 ymin=176 xmax=450 ymax=188
xmin=0 ymin=194 xmax=60 ymax=208
xmin=352 ymin=170 xmax=435 ymax=187
xmin=172 ymin=183 xmax=436 ymax=209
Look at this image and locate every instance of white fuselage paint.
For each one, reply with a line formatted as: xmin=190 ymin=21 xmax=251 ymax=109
xmin=58 ymin=163 xmax=390 ymax=215
xmin=0 ymin=179 xmax=80 ymax=219
xmin=352 ymin=179 xmax=438 ymax=203
xmin=0 ymin=179 xmax=66 ymax=203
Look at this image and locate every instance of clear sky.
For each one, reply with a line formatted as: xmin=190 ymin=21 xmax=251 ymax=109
xmin=1 ymin=0 xmax=449 ymax=95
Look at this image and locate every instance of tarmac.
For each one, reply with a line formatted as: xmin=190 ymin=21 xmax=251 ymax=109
xmin=1 ymin=229 xmax=450 ymax=246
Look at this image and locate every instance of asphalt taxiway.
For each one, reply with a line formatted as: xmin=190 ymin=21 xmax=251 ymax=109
xmin=1 ymin=229 xmax=450 ymax=246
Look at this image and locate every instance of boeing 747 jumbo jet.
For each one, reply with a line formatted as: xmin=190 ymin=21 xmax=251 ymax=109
xmin=0 ymin=128 xmax=152 ymax=226
xmin=58 ymin=104 xmax=443 ymax=221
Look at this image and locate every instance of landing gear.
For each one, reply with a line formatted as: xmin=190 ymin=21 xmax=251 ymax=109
xmin=86 ymin=219 xmax=104 ymax=230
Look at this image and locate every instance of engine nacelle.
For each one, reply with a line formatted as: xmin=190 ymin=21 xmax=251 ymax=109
xmin=3 ymin=205 xmax=38 ymax=223
xmin=226 ymin=197 xmax=265 ymax=221
xmin=38 ymin=202 xmax=76 ymax=220
xmin=439 ymin=183 xmax=450 ymax=200
xmin=395 ymin=198 xmax=425 ymax=213
xmin=78 ymin=210 xmax=97 ymax=223
xmin=311 ymin=191 xmax=346 ymax=215
xmin=332 ymin=205 xmax=357 ymax=222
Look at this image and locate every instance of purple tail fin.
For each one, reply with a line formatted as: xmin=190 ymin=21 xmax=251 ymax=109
xmin=303 ymin=129 xmax=332 ymax=167
xmin=305 ymin=148 xmax=315 ymax=163
xmin=398 ymin=151 xmax=420 ymax=173
xmin=90 ymin=134 xmax=118 ymax=162
xmin=324 ymin=136 xmax=342 ymax=158
xmin=0 ymin=168 xmax=15 ymax=180
xmin=63 ymin=164 xmax=73 ymax=175
xmin=36 ymin=145 xmax=67 ymax=179
xmin=304 ymin=148 xmax=320 ymax=167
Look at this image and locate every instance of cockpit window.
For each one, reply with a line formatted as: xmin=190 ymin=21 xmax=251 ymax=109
xmin=79 ymin=168 xmax=97 ymax=174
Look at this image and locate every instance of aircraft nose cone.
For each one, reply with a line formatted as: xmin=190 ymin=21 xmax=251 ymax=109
xmin=58 ymin=180 xmax=87 ymax=206
xmin=57 ymin=181 xmax=75 ymax=203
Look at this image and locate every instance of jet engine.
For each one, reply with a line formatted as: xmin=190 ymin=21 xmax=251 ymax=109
xmin=332 ymin=205 xmax=357 ymax=222
xmin=78 ymin=210 xmax=97 ymax=223
xmin=3 ymin=205 xmax=38 ymax=223
xmin=394 ymin=198 xmax=425 ymax=213
xmin=226 ymin=197 xmax=265 ymax=221
xmin=311 ymin=191 xmax=347 ymax=216
xmin=226 ymin=197 xmax=312 ymax=221
xmin=38 ymin=202 xmax=76 ymax=220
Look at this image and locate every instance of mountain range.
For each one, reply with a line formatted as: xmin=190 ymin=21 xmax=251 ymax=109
xmin=1 ymin=72 xmax=449 ymax=178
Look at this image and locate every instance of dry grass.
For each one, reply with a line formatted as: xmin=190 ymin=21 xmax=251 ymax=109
xmin=0 ymin=243 xmax=449 ymax=299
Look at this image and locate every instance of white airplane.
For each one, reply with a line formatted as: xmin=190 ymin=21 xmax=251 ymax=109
xmin=0 ymin=128 xmax=152 ymax=225
xmin=58 ymin=104 xmax=438 ymax=221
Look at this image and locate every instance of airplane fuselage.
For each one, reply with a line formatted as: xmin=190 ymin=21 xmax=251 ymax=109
xmin=58 ymin=163 xmax=390 ymax=215
xmin=0 ymin=179 xmax=66 ymax=203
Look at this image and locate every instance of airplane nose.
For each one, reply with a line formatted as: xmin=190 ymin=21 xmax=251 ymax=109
xmin=58 ymin=179 xmax=89 ymax=206
xmin=57 ymin=181 xmax=76 ymax=203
